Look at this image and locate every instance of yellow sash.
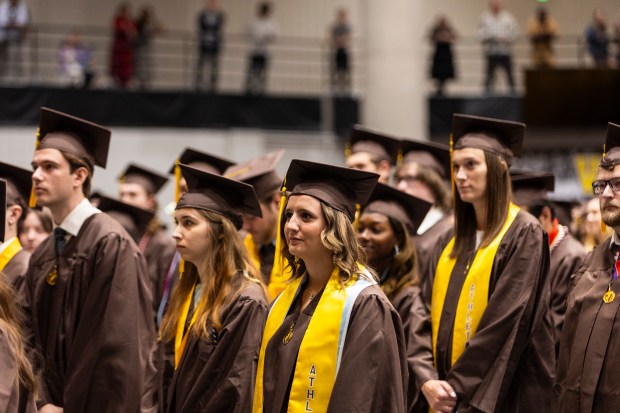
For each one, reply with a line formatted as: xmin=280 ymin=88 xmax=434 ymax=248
xmin=253 ymin=266 xmax=374 ymax=413
xmin=244 ymin=234 xmax=292 ymax=301
xmin=431 ymin=203 xmax=519 ymax=366
xmin=0 ymin=238 xmax=22 ymax=272
xmin=174 ymin=283 xmax=203 ymax=368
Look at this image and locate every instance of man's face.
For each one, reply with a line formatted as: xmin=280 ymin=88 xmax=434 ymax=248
xmin=243 ymin=196 xmax=279 ymax=245
xmin=598 ymin=165 xmax=620 ymax=228
xmin=120 ymin=182 xmax=154 ymax=211
xmin=346 ymin=152 xmax=391 ymax=183
xmin=32 ymin=148 xmax=78 ymax=209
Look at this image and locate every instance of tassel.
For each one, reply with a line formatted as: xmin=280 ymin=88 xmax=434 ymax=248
xmin=344 ymin=142 xmax=352 ymax=157
xmin=29 ymin=128 xmax=41 ymax=208
xmin=267 ymin=179 xmax=290 ymax=300
xmin=603 ymin=143 xmax=607 ymax=159
xmin=174 ymin=160 xmax=182 ymax=203
xmin=179 ymin=258 xmax=185 ymax=280
xmin=449 ymin=133 xmax=455 ymax=211
xmin=396 ymin=148 xmax=403 ymax=167
xmin=353 ymin=203 xmax=361 ymax=231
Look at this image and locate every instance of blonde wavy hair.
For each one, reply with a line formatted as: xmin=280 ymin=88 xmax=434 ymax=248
xmin=279 ymin=196 xmax=376 ymax=284
xmin=160 ymin=209 xmax=266 ymax=341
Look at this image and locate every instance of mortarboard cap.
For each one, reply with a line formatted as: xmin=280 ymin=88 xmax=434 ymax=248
xmin=363 ymin=183 xmax=432 ymax=235
xmin=37 ymin=107 xmax=111 ymax=169
xmin=119 ymin=163 xmax=168 ymax=194
xmin=601 ymin=122 xmax=620 ymax=164
xmin=224 ymin=150 xmax=284 ymax=199
xmin=0 ymin=162 xmax=32 ymax=207
xmin=511 ymin=171 xmax=555 ymax=207
xmin=0 ymin=179 xmax=6 ymax=242
xmin=96 ymin=195 xmax=155 ymax=242
xmin=400 ymin=139 xmax=451 ymax=179
xmin=452 ymin=114 xmax=525 ymax=166
xmin=169 ymin=148 xmax=235 ymax=176
xmin=548 ymin=196 xmax=583 ymax=227
xmin=347 ymin=125 xmax=401 ymax=165
xmin=176 ymin=164 xmax=262 ymax=230
xmin=284 ymin=159 xmax=380 ymax=221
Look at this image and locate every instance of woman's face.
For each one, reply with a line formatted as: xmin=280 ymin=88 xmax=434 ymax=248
xmin=19 ymin=211 xmax=51 ymax=253
xmin=453 ymin=147 xmax=488 ymax=205
xmin=172 ymin=208 xmax=212 ymax=266
xmin=357 ymin=212 xmax=397 ymax=265
xmin=283 ymin=195 xmax=327 ymax=263
xmin=585 ymin=198 xmax=603 ymax=236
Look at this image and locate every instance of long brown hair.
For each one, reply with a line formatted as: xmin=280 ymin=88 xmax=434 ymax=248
xmin=0 ymin=273 xmax=37 ymax=394
xmin=451 ymin=150 xmax=511 ymax=258
xmin=381 ymin=217 xmax=420 ymax=299
xmin=279 ymin=197 xmax=375 ymax=284
xmin=160 ymin=209 xmax=266 ymax=341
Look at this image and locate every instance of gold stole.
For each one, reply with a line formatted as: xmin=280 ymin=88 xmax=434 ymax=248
xmin=252 ymin=266 xmax=374 ymax=413
xmin=244 ymin=234 xmax=292 ymax=301
xmin=174 ymin=283 xmax=203 ymax=368
xmin=0 ymin=238 xmax=22 ymax=272
xmin=431 ymin=203 xmax=519 ymax=367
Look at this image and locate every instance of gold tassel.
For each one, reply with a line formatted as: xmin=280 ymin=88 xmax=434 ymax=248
xmin=352 ymin=203 xmax=361 ymax=231
xmin=344 ymin=142 xmax=352 ymax=157
xmin=29 ymin=128 xmax=41 ymax=208
xmin=174 ymin=160 xmax=182 ymax=203
xmin=267 ymin=179 xmax=289 ymax=300
xmin=396 ymin=148 xmax=403 ymax=167
xmin=179 ymin=258 xmax=185 ymax=280
xmin=449 ymin=133 xmax=455 ymax=211
xmin=603 ymin=143 xmax=607 ymax=159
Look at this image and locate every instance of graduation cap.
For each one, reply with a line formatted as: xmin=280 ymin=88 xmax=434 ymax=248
xmin=37 ymin=107 xmax=111 ymax=169
xmin=224 ymin=150 xmax=284 ymax=199
xmin=284 ymin=159 xmax=380 ymax=221
xmin=548 ymin=196 xmax=583 ymax=227
xmin=452 ymin=114 xmax=525 ymax=166
xmin=400 ymin=139 xmax=451 ymax=179
xmin=119 ymin=164 xmax=168 ymax=194
xmin=176 ymin=164 xmax=262 ymax=230
xmin=511 ymin=171 xmax=555 ymax=207
xmin=0 ymin=179 xmax=6 ymax=242
xmin=96 ymin=195 xmax=155 ymax=242
xmin=0 ymin=161 xmax=32 ymax=207
xmin=347 ymin=125 xmax=401 ymax=165
xmin=168 ymin=148 xmax=235 ymax=176
xmin=363 ymin=183 xmax=433 ymax=235
xmin=169 ymin=148 xmax=236 ymax=203
xmin=601 ymin=122 xmax=620 ymax=164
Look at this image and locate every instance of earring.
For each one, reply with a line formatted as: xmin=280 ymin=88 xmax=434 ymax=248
xmin=393 ymin=245 xmax=400 ymax=256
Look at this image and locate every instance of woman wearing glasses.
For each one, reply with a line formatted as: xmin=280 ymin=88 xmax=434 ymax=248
xmin=416 ymin=114 xmax=554 ymax=413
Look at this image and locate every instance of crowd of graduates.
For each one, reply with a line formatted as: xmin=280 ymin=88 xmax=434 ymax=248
xmin=0 ymin=107 xmax=618 ymax=413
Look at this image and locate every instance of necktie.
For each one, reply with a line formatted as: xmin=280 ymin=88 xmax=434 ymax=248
xmin=54 ymin=227 xmax=68 ymax=255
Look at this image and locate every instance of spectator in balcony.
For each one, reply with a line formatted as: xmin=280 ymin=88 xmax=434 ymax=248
xmin=134 ymin=5 xmax=163 ymax=90
xmin=0 ymin=0 xmax=29 ymax=85
xmin=244 ymin=2 xmax=279 ymax=95
xmin=58 ymin=29 xmax=94 ymax=88
xmin=196 ymin=0 xmax=225 ymax=93
xmin=479 ymin=0 xmax=518 ymax=95
xmin=110 ymin=2 xmax=136 ymax=89
xmin=330 ymin=8 xmax=351 ymax=94
xmin=429 ymin=15 xmax=457 ymax=97
xmin=585 ymin=8 xmax=610 ymax=68
xmin=527 ymin=7 xmax=558 ymax=69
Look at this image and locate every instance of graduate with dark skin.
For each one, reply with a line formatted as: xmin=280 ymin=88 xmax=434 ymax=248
xmin=357 ymin=183 xmax=433 ymax=412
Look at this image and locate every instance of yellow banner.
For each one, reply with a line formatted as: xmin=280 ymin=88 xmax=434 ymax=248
xmin=574 ymin=153 xmax=601 ymax=195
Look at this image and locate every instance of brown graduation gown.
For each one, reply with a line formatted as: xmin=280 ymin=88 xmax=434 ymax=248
xmin=142 ymin=227 xmax=176 ymax=310
xmin=261 ymin=283 xmax=408 ymax=413
xmin=3 ymin=248 xmax=30 ymax=291
xmin=166 ymin=281 xmax=268 ymax=413
xmin=549 ymin=231 xmax=586 ymax=357
xmin=24 ymin=213 xmax=155 ymax=413
xmin=0 ymin=325 xmax=36 ymax=413
xmin=389 ymin=285 xmax=435 ymax=413
xmin=417 ymin=210 xmax=554 ymax=412
xmin=414 ymin=216 xmax=453 ymax=303
xmin=553 ymin=237 xmax=620 ymax=412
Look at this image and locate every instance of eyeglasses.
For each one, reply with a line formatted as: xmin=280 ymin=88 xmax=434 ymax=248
xmin=592 ymin=178 xmax=620 ymax=196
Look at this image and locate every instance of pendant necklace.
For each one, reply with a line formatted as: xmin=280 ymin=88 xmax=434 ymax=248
xmin=282 ymin=288 xmax=318 ymax=345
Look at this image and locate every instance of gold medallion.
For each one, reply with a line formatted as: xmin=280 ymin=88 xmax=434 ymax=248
xmin=604 ymin=290 xmax=615 ymax=304
xmin=47 ymin=265 xmax=58 ymax=286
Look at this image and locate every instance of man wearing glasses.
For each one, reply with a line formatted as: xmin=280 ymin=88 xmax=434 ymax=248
xmin=554 ymin=122 xmax=620 ymax=412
